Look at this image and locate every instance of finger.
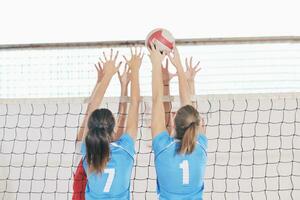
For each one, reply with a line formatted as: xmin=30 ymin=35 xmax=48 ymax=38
xmin=139 ymin=48 xmax=144 ymax=57
xmin=173 ymin=46 xmax=178 ymax=55
xmin=113 ymin=51 xmax=119 ymax=61
xmin=185 ymin=58 xmax=188 ymax=69
xmin=99 ymin=57 xmax=105 ymax=64
xmin=94 ymin=64 xmax=99 ymax=71
xmin=117 ymin=61 xmax=122 ymax=70
xmin=103 ymin=52 xmax=108 ymax=61
xmin=138 ymin=48 xmax=142 ymax=57
xmin=117 ymin=70 xmax=121 ymax=79
xmin=123 ymin=55 xmax=129 ymax=63
xmin=167 ymin=53 xmax=172 ymax=61
xmin=124 ymin=64 xmax=128 ymax=74
xmin=195 ymin=67 xmax=202 ymax=73
xmin=98 ymin=62 xmax=103 ymax=71
xmin=141 ymin=53 xmax=144 ymax=60
xmin=194 ymin=61 xmax=200 ymax=68
xmin=165 ymin=59 xmax=169 ymax=69
xmin=110 ymin=49 xmax=113 ymax=60
xmin=130 ymin=48 xmax=133 ymax=56
xmin=190 ymin=57 xmax=193 ymax=68
xmin=149 ymin=43 xmax=155 ymax=51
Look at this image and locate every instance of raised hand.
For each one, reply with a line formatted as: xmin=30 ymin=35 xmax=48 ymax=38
xmin=161 ymin=59 xmax=177 ymax=85
xmin=117 ymin=64 xmax=131 ymax=89
xmin=94 ymin=62 xmax=104 ymax=83
xmin=167 ymin=47 xmax=183 ymax=69
xmin=99 ymin=49 xmax=122 ymax=78
xmin=123 ymin=47 xmax=144 ymax=72
xmin=185 ymin=57 xmax=201 ymax=81
xmin=148 ymin=43 xmax=166 ymax=67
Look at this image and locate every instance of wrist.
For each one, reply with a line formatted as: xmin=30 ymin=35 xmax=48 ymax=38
xmin=151 ymin=60 xmax=162 ymax=67
xmin=121 ymin=85 xmax=128 ymax=93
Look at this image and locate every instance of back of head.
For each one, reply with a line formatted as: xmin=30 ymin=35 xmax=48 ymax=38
xmin=85 ymin=108 xmax=115 ymax=173
xmin=175 ymin=105 xmax=200 ymax=154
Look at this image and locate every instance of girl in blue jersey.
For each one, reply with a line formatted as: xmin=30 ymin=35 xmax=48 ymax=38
xmin=73 ymin=54 xmax=132 ymax=200
xmin=149 ymin=44 xmax=207 ymax=200
xmin=78 ymin=48 xmax=143 ymax=200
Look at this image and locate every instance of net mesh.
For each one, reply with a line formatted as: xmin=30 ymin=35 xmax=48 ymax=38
xmin=0 ymin=95 xmax=300 ymax=200
xmin=1 ymin=42 xmax=300 ymax=99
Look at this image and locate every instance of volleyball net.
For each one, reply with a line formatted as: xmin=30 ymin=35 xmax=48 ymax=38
xmin=0 ymin=37 xmax=300 ymax=200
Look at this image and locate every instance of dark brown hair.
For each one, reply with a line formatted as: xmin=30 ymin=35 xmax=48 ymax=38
xmin=174 ymin=105 xmax=200 ymax=154
xmin=85 ymin=108 xmax=115 ymax=173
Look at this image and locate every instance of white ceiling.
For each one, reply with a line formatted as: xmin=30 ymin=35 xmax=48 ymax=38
xmin=0 ymin=0 xmax=300 ymax=44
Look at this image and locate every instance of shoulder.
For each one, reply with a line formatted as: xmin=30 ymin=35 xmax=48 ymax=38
xmin=152 ymin=130 xmax=175 ymax=157
xmin=112 ymin=133 xmax=135 ymax=159
xmin=197 ymin=134 xmax=208 ymax=149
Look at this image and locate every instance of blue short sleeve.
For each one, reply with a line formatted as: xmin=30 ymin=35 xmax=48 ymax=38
xmin=152 ymin=131 xmax=173 ymax=157
xmin=197 ymin=134 xmax=208 ymax=150
xmin=115 ymin=134 xmax=135 ymax=158
xmin=81 ymin=142 xmax=86 ymax=156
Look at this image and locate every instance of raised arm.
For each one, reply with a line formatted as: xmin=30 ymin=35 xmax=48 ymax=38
xmin=112 ymin=65 xmax=130 ymax=141
xmin=77 ymin=49 xmax=121 ymax=142
xmin=149 ymin=44 xmax=167 ymax=138
xmin=124 ymin=48 xmax=143 ymax=140
xmin=185 ymin=57 xmax=206 ymax=135
xmin=184 ymin=57 xmax=201 ymax=108
xmin=161 ymin=59 xmax=176 ymax=134
xmin=76 ymin=61 xmax=104 ymax=141
xmin=168 ymin=47 xmax=192 ymax=107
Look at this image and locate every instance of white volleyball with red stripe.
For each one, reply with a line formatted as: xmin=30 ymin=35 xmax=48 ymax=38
xmin=145 ymin=28 xmax=175 ymax=54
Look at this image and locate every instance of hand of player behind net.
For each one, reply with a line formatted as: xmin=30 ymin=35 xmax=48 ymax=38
xmin=123 ymin=47 xmax=144 ymax=72
xmin=117 ymin=64 xmax=131 ymax=89
xmin=161 ymin=59 xmax=177 ymax=85
xmin=98 ymin=49 xmax=122 ymax=77
xmin=184 ymin=57 xmax=201 ymax=82
xmin=148 ymin=43 xmax=166 ymax=67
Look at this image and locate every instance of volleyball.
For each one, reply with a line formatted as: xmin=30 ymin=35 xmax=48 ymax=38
xmin=145 ymin=28 xmax=175 ymax=54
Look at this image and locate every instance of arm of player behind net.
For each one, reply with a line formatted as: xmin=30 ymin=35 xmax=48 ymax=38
xmin=112 ymin=65 xmax=130 ymax=141
xmin=76 ymin=61 xmax=105 ymax=141
xmin=168 ymin=47 xmax=192 ymax=107
xmin=150 ymin=44 xmax=167 ymax=138
xmin=78 ymin=49 xmax=122 ymax=142
xmin=125 ymin=47 xmax=143 ymax=140
xmin=161 ymin=59 xmax=176 ymax=135
xmin=184 ymin=57 xmax=202 ymax=108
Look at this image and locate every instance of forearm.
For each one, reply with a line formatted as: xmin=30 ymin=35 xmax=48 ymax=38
xmin=113 ymin=86 xmax=128 ymax=141
xmin=188 ymin=80 xmax=197 ymax=108
xmin=76 ymin=81 xmax=98 ymax=141
xmin=177 ymin=65 xmax=192 ymax=106
xmin=81 ymin=75 xmax=112 ymax=140
xmin=163 ymin=84 xmax=172 ymax=134
xmin=126 ymin=69 xmax=140 ymax=139
xmin=153 ymin=64 xmax=164 ymax=102
xmin=151 ymin=62 xmax=166 ymax=135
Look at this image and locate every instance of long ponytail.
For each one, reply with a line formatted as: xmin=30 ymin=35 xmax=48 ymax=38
xmin=85 ymin=128 xmax=110 ymax=173
xmin=85 ymin=109 xmax=115 ymax=173
xmin=175 ymin=105 xmax=200 ymax=154
xmin=179 ymin=122 xmax=197 ymax=154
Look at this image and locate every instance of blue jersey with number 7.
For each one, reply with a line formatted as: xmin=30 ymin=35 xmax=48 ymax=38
xmin=81 ymin=134 xmax=135 ymax=200
xmin=152 ymin=131 xmax=208 ymax=200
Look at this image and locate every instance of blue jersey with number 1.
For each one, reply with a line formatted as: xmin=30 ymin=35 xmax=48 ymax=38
xmin=81 ymin=134 xmax=135 ymax=200
xmin=153 ymin=131 xmax=208 ymax=200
